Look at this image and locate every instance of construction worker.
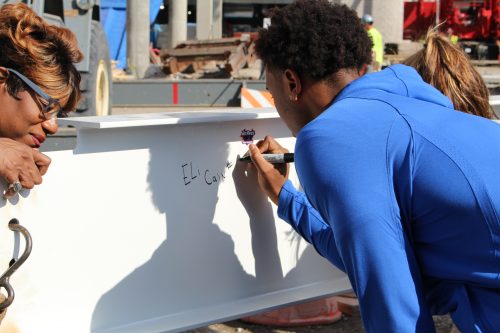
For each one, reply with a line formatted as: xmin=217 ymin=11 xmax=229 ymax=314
xmin=446 ymin=27 xmax=459 ymax=45
xmin=362 ymin=14 xmax=383 ymax=72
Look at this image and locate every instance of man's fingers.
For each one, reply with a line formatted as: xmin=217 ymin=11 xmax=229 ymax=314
xmin=243 ymin=135 xmax=288 ymax=159
xmin=248 ymin=144 xmax=272 ymax=172
xmin=255 ymin=138 xmax=272 ymax=153
xmin=255 ymin=135 xmax=289 ymax=154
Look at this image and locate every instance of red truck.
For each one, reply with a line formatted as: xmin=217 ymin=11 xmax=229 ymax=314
xmin=404 ymin=0 xmax=500 ymax=60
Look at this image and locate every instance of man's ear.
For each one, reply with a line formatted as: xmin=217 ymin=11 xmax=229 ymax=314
xmin=0 ymin=67 xmax=8 ymax=76
xmin=284 ymin=69 xmax=302 ymax=101
xmin=0 ymin=67 xmax=8 ymax=84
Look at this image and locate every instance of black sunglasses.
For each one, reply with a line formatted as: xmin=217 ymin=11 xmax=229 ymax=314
xmin=6 ymin=68 xmax=63 ymax=119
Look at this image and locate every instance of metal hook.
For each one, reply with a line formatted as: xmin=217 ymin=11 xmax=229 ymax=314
xmin=0 ymin=218 xmax=32 ymax=311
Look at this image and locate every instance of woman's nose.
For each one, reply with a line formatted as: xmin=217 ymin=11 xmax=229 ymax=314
xmin=42 ymin=117 xmax=58 ymax=135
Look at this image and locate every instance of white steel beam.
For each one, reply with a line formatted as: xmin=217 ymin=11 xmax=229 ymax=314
xmin=0 ymin=110 xmax=351 ymax=333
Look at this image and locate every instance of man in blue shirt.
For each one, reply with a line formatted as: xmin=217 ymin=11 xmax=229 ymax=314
xmin=246 ymin=1 xmax=500 ymax=332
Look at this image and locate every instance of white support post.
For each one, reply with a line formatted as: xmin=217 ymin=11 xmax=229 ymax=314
xmin=196 ymin=0 xmax=222 ymax=40
xmin=213 ymin=0 xmax=223 ymax=39
xmin=196 ymin=0 xmax=213 ymax=40
xmin=168 ymin=0 xmax=188 ymax=48
xmin=126 ymin=0 xmax=150 ymax=78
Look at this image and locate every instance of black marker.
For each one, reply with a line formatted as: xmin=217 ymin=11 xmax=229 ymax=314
xmin=239 ymin=153 xmax=294 ymax=164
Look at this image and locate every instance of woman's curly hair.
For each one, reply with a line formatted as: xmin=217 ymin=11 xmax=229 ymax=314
xmin=0 ymin=3 xmax=83 ymax=113
xmin=255 ymin=0 xmax=372 ymax=81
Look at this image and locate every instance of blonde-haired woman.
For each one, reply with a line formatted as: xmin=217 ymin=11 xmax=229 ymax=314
xmin=0 ymin=3 xmax=82 ymax=197
xmin=403 ymin=28 xmax=496 ymax=119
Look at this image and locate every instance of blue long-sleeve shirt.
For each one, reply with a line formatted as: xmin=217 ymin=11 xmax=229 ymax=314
xmin=277 ymin=65 xmax=500 ymax=333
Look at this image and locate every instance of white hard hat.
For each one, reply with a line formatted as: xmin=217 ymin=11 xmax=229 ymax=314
xmin=361 ymin=14 xmax=373 ymax=24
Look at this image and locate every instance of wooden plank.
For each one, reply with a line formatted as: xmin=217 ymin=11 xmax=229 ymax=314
xmin=162 ymin=46 xmax=240 ymax=58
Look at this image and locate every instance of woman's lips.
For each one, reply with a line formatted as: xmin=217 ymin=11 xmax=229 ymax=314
xmin=31 ymin=134 xmax=45 ymax=148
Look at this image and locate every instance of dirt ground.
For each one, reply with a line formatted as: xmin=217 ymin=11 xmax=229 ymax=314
xmin=188 ymin=313 xmax=455 ymax=333
xmin=187 ymin=295 xmax=455 ymax=333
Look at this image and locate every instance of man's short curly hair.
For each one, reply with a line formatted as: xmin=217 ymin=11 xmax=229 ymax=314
xmin=255 ymin=0 xmax=372 ymax=81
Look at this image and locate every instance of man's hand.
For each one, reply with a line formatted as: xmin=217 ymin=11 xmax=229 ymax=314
xmin=247 ymin=136 xmax=289 ymax=205
xmin=0 ymin=138 xmax=51 ymax=197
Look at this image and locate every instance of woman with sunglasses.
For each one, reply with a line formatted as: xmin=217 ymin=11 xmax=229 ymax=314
xmin=0 ymin=3 xmax=82 ymax=198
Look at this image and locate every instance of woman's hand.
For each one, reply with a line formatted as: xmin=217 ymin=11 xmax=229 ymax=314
xmin=247 ymin=136 xmax=290 ymax=205
xmin=0 ymin=138 xmax=51 ymax=194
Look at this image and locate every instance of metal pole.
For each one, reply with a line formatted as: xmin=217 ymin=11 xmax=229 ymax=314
xmin=127 ymin=0 xmax=150 ymax=78
xmin=168 ymin=0 xmax=188 ymax=48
